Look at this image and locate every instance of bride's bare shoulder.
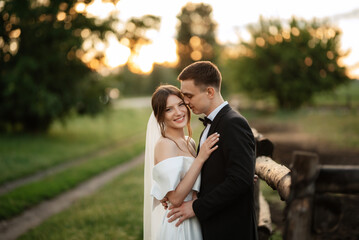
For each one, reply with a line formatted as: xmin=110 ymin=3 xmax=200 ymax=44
xmin=154 ymin=137 xmax=178 ymax=164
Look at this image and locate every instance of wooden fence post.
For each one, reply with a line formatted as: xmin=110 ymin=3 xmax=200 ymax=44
xmin=284 ymin=151 xmax=319 ymax=240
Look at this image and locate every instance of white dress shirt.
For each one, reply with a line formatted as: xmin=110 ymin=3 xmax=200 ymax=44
xmin=200 ymin=101 xmax=228 ymax=147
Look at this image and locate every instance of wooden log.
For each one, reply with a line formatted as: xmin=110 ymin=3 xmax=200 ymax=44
xmin=258 ymin=189 xmax=272 ymax=240
xmin=316 ymin=165 xmax=359 ymax=194
xmin=255 ymin=156 xmax=291 ymax=201
xmin=284 ymin=151 xmax=319 ymax=240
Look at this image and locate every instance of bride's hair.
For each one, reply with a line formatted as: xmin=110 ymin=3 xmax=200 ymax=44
xmin=151 ymin=85 xmax=192 ymax=151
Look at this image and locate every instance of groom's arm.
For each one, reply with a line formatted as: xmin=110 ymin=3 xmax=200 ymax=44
xmin=193 ymin=115 xmax=255 ymax=221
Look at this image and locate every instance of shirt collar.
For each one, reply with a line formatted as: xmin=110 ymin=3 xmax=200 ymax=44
xmin=206 ymin=101 xmax=228 ymax=121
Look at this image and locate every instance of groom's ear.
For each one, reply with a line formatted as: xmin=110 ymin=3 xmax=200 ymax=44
xmin=206 ymin=87 xmax=215 ymax=98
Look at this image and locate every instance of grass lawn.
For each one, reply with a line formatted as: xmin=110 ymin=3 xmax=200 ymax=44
xmin=243 ymin=108 xmax=358 ymax=150
xmin=0 ymin=108 xmax=151 ymax=185
xmin=0 ymin=138 xmax=145 ymax=220
xmin=19 ymin=164 xmax=145 ymax=240
xmin=312 ymin=79 xmax=359 ymax=107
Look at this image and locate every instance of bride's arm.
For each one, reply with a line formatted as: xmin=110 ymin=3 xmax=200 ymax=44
xmin=155 ymin=133 xmax=219 ymax=207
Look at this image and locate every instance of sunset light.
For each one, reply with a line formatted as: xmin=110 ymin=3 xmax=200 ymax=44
xmin=75 ymin=0 xmax=179 ymax=75
xmin=86 ymin=0 xmax=116 ymax=19
xmin=125 ymin=37 xmax=178 ymax=74
xmin=152 ymin=37 xmax=178 ymax=65
xmin=76 ymin=0 xmax=359 ymax=78
xmin=128 ymin=45 xmax=155 ymax=74
xmin=104 ymin=34 xmax=178 ymax=74
xmin=104 ymin=34 xmax=131 ymax=69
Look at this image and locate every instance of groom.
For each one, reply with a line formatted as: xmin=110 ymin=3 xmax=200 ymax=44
xmin=167 ymin=61 xmax=258 ymax=239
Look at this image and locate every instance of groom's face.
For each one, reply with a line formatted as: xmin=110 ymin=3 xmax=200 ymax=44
xmin=180 ymin=80 xmax=210 ymax=115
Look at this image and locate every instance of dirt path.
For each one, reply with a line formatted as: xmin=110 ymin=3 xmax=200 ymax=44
xmin=0 ymin=153 xmax=144 ymax=240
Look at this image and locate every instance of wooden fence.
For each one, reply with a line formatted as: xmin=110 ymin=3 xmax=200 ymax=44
xmin=252 ymin=129 xmax=359 ymax=240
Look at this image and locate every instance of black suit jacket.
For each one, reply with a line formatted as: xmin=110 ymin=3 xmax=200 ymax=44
xmin=193 ymin=104 xmax=258 ymax=240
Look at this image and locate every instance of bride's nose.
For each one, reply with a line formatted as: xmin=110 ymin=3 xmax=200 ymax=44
xmin=174 ymin=106 xmax=182 ymax=115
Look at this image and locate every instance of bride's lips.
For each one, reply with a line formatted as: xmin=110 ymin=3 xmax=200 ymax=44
xmin=174 ymin=115 xmax=185 ymax=123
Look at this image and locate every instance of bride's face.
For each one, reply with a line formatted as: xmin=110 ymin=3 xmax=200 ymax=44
xmin=164 ymin=94 xmax=188 ymax=129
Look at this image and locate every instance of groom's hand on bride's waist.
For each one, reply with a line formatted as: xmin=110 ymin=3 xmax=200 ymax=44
xmin=167 ymin=200 xmax=195 ymax=227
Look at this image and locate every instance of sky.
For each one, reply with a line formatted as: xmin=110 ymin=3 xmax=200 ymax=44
xmin=87 ymin=0 xmax=359 ymax=77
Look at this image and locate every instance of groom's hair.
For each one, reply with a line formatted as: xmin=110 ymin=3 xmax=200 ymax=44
xmin=177 ymin=61 xmax=222 ymax=91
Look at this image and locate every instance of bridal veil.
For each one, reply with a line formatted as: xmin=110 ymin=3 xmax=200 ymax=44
xmin=144 ymin=112 xmax=165 ymax=240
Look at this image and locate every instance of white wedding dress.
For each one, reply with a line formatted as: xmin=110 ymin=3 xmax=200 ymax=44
xmin=151 ymin=156 xmax=203 ymax=240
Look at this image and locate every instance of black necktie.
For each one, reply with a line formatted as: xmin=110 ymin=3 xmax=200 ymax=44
xmin=199 ymin=117 xmax=212 ymax=126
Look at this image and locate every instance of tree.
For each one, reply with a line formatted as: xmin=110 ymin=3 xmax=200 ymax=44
xmin=121 ymin=14 xmax=160 ymax=73
xmin=176 ymin=2 xmax=219 ymax=72
xmin=0 ymin=0 xmax=115 ymax=132
xmin=0 ymin=0 xmax=159 ymax=132
xmin=230 ymin=17 xmax=350 ymax=109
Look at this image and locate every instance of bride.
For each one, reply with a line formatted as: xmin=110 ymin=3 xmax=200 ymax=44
xmin=143 ymin=85 xmax=219 ymax=240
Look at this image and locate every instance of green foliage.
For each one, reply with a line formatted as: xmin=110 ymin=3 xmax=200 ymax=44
xmin=0 ymin=0 xmax=116 ymax=132
xmin=230 ymin=17 xmax=350 ymax=109
xmin=176 ymin=2 xmax=219 ymax=72
xmin=122 ymin=14 xmax=161 ymax=52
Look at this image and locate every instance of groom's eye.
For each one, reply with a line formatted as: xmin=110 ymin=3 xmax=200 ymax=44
xmin=184 ymin=94 xmax=192 ymax=99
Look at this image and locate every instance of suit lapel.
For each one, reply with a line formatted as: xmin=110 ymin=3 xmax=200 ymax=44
xmin=197 ymin=104 xmax=232 ymax=155
xmin=196 ymin=104 xmax=232 ymax=153
xmin=207 ymin=104 xmax=231 ymax=136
